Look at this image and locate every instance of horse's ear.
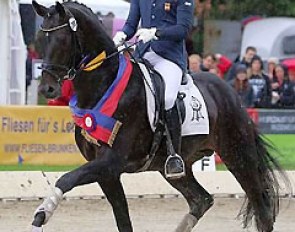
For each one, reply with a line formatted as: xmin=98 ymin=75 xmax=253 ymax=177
xmin=55 ymin=2 xmax=66 ymax=18
xmin=32 ymin=0 xmax=48 ymax=17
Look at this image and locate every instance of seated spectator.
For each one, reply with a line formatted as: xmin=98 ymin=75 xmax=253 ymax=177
xmin=226 ymin=46 xmax=257 ymax=83
xmin=230 ymin=65 xmax=254 ymax=108
xmin=215 ymin=53 xmax=232 ymax=79
xmin=248 ymin=55 xmax=272 ymax=108
xmin=188 ymin=54 xmax=202 ymax=74
xmin=272 ymin=64 xmax=295 ymax=108
xmin=47 ymin=80 xmax=74 ymax=106
xmin=200 ymin=53 xmax=216 ymax=72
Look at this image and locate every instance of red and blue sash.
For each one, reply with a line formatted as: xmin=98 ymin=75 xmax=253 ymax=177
xmin=70 ymin=54 xmax=133 ymax=146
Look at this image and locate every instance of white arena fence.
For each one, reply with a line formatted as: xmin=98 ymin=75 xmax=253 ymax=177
xmin=0 ymin=171 xmax=294 ymax=200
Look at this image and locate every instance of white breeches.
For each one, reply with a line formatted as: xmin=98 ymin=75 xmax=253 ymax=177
xmin=143 ymin=50 xmax=182 ymax=110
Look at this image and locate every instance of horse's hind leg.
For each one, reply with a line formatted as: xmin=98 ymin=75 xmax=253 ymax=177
xmin=32 ymin=151 xmax=133 ymax=232
xmin=161 ymin=167 xmax=214 ymax=232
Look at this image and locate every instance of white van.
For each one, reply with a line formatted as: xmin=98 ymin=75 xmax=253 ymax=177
xmin=240 ymin=17 xmax=295 ymax=61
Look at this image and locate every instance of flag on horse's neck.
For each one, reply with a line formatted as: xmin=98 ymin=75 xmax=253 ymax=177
xmin=70 ymin=54 xmax=133 ymax=146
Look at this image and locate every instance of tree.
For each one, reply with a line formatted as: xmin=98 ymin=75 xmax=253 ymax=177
xmin=210 ymin=0 xmax=295 ymax=20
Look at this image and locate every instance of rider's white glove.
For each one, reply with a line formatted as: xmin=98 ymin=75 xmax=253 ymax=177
xmin=113 ymin=31 xmax=127 ymax=47
xmin=135 ymin=28 xmax=158 ymax=43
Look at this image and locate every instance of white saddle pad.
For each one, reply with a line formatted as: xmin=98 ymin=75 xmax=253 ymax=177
xmin=138 ymin=63 xmax=209 ymax=136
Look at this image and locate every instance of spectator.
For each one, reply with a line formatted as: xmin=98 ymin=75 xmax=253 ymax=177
xmin=25 ymin=43 xmax=40 ymax=103
xmin=200 ymin=53 xmax=216 ymax=72
xmin=215 ymin=53 xmax=232 ymax=79
xmin=27 ymin=42 xmax=39 ymax=60
xmin=230 ymin=65 xmax=254 ymax=108
xmin=282 ymin=58 xmax=295 ymax=82
xmin=266 ymin=57 xmax=281 ymax=100
xmin=267 ymin=57 xmax=279 ymax=81
xmin=188 ymin=54 xmax=202 ymax=74
xmin=226 ymin=46 xmax=257 ymax=83
xmin=26 ymin=43 xmax=39 ymax=89
xmin=248 ymin=55 xmax=272 ymax=108
xmin=273 ymin=64 xmax=295 ymax=108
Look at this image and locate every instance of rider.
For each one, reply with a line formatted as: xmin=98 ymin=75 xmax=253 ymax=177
xmin=113 ymin=0 xmax=194 ymax=178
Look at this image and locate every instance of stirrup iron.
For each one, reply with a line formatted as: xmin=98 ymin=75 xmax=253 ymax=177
xmin=164 ymin=153 xmax=186 ymax=179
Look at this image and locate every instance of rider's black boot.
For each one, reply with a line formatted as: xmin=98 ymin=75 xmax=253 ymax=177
xmin=164 ymin=105 xmax=185 ymax=179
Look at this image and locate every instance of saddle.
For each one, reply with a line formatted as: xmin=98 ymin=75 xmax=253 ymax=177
xmin=136 ymin=58 xmax=186 ymax=171
xmin=140 ymin=58 xmax=186 ymax=125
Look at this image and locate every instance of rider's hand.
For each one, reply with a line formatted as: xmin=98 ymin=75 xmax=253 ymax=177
xmin=113 ymin=31 xmax=127 ymax=47
xmin=135 ymin=28 xmax=158 ymax=43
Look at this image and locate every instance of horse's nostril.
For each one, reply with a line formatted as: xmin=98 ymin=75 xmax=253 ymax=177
xmin=48 ymin=86 xmax=55 ymax=93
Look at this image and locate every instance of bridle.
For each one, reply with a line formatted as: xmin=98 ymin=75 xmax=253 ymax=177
xmin=39 ymin=13 xmax=140 ymax=84
xmin=39 ymin=16 xmax=82 ymax=84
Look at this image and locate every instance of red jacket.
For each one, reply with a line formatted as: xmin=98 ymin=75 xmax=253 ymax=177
xmin=217 ymin=55 xmax=232 ymax=79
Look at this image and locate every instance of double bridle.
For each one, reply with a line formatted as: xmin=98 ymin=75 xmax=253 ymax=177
xmin=40 ymin=17 xmax=81 ymax=84
xmin=39 ymin=15 xmax=139 ymax=84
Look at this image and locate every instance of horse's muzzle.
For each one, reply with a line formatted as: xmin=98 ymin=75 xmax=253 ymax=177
xmin=38 ymin=83 xmax=61 ymax=99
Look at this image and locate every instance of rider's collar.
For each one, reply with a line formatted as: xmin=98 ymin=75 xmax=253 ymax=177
xmin=80 ymin=51 xmax=106 ymax=71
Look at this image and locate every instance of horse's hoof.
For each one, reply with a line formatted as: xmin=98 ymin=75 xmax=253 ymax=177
xmin=32 ymin=212 xmax=46 ymax=227
xmin=32 ymin=225 xmax=43 ymax=232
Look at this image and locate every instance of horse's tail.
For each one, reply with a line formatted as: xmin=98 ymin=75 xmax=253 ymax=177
xmin=238 ymin=126 xmax=291 ymax=232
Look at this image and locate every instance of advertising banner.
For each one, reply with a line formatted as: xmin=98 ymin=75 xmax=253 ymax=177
xmin=247 ymin=108 xmax=295 ymax=134
xmin=0 ymin=106 xmax=85 ymax=165
xmin=257 ymin=109 xmax=295 ymax=134
xmin=1 ymin=107 xmax=294 ymax=168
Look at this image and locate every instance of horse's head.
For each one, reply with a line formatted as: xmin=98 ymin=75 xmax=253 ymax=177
xmin=33 ymin=1 xmax=79 ymax=99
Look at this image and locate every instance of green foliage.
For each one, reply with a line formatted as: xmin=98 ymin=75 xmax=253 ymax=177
xmin=217 ymin=134 xmax=295 ymax=171
xmin=211 ymin=0 xmax=295 ymax=20
xmin=0 ymin=165 xmax=78 ymax=171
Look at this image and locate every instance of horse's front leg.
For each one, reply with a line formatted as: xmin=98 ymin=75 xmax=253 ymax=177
xmin=98 ymin=178 xmax=133 ymax=232
xmin=31 ymin=150 xmax=133 ymax=232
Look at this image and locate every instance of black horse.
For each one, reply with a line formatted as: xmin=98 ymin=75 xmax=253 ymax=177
xmin=32 ymin=1 xmax=288 ymax=232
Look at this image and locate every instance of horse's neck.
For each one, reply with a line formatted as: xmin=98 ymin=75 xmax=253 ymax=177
xmin=75 ymin=61 xmax=119 ymax=108
xmin=80 ymin=15 xmax=115 ymax=55
xmin=74 ymin=23 xmax=119 ymax=109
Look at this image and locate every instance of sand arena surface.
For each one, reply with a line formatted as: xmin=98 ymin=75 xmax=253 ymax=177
xmin=0 ymin=198 xmax=294 ymax=232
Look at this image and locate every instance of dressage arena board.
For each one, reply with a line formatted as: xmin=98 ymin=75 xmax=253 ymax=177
xmin=0 ymin=171 xmax=294 ymax=199
xmin=0 ymin=171 xmax=294 ymax=232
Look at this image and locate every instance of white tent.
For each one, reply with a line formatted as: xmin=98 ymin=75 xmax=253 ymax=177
xmin=18 ymin=0 xmax=130 ymax=19
xmin=0 ymin=0 xmax=26 ymax=105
